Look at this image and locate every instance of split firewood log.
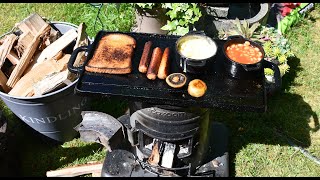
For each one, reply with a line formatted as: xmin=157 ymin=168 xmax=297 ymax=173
xmin=6 ymin=50 xmax=20 ymax=65
xmin=67 ymin=22 xmax=88 ymax=81
xmin=8 ymin=54 xmax=71 ymax=97
xmin=15 ymin=31 xmax=33 ymax=57
xmin=0 ymin=34 xmax=18 ymax=68
xmin=73 ymin=22 xmax=88 ymax=67
xmin=17 ymin=13 xmax=49 ymax=36
xmin=0 ymin=70 xmax=11 ymax=93
xmin=6 ymin=24 xmax=51 ymax=88
xmin=33 ymin=70 xmax=72 ymax=96
xmin=15 ymin=13 xmax=58 ymax=57
xmin=46 ymin=162 xmax=103 ymax=177
xmin=35 ymin=29 xmax=78 ymax=65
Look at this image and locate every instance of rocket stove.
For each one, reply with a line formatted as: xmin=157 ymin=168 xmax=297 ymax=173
xmin=76 ymin=102 xmax=229 ymax=177
xmin=68 ymin=31 xmax=281 ymax=177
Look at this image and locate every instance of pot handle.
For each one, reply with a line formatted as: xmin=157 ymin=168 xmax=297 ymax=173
xmin=227 ymin=35 xmax=244 ymax=40
xmin=186 ymin=59 xmax=206 ymax=67
xmin=242 ymin=63 xmax=262 ymax=71
xmin=68 ymin=46 xmax=88 ymax=74
xmin=186 ymin=30 xmax=206 ymax=36
xmin=263 ymin=60 xmax=282 ymax=96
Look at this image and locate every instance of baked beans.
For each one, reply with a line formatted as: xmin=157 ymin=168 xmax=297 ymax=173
xmin=226 ymin=41 xmax=263 ymax=64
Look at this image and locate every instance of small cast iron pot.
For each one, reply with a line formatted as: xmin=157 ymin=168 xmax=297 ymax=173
xmin=223 ymin=35 xmax=265 ymax=79
xmin=175 ymin=31 xmax=218 ymax=74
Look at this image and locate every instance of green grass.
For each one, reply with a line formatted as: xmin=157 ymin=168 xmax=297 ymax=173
xmin=215 ymin=4 xmax=320 ymax=176
xmin=0 ymin=3 xmax=319 ymax=177
xmin=0 ymin=3 xmax=135 ymax=38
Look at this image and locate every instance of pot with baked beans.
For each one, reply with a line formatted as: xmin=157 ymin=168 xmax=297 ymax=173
xmin=223 ymin=35 xmax=265 ymax=79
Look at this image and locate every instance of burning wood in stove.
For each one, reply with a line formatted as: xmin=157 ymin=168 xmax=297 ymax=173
xmin=147 ymin=139 xmax=161 ymax=166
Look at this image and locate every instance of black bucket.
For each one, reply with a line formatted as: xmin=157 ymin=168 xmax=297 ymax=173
xmin=0 ymin=22 xmax=91 ymax=143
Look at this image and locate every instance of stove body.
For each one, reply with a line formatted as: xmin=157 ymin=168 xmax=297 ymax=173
xmin=76 ymin=101 xmax=229 ymax=177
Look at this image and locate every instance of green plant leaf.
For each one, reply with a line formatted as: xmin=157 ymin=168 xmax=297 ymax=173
xmin=227 ymin=30 xmax=240 ymax=36
xmin=135 ymin=3 xmax=202 ymax=35
xmin=161 ymin=3 xmax=172 ymax=9
xmin=248 ymin=22 xmax=260 ymax=38
xmin=264 ymin=68 xmax=274 ymax=75
xmin=278 ymin=54 xmax=287 ymax=64
xmin=135 ymin=3 xmax=155 ymax=9
xmin=166 ymin=9 xmax=177 ymax=20
xmin=186 ymin=9 xmax=193 ymax=18
xmin=234 ymin=29 xmax=243 ymax=36
xmin=161 ymin=19 xmax=179 ymax=31
xmin=242 ymin=19 xmax=250 ymax=38
xmin=178 ymin=19 xmax=187 ymax=26
xmin=172 ymin=26 xmax=189 ymax=36
xmin=234 ymin=18 xmax=243 ymax=34
xmin=278 ymin=63 xmax=290 ymax=76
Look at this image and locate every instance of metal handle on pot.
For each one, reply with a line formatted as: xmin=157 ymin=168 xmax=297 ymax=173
xmin=186 ymin=59 xmax=206 ymax=67
xmin=227 ymin=35 xmax=244 ymax=40
xmin=263 ymin=60 xmax=282 ymax=96
xmin=186 ymin=30 xmax=206 ymax=36
xmin=68 ymin=46 xmax=88 ymax=74
xmin=242 ymin=63 xmax=262 ymax=71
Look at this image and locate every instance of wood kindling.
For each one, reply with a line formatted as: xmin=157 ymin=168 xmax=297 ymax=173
xmin=46 ymin=162 xmax=103 ymax=177
xmin=6 ymin=24 xmax=51 ymax=88
xmin=17 ymin=13 xmax=48 ymax=36
xmin=0 ymin=70 xmax=10 ymax=93
xmin=6 ymin=50 xmax=20 ymax=65
xmin=33 ymin=70 xmax=71 ymax=96
xmin=73 ymin=22 xmax=88 ymax=67
xmin=15 ymin=31 xmax=34 ymax=57
xmin=0 ymin=34 xmax=18 ymax=68
xmin=8 ymin=54 xmax=70 ymax=97
xmin=35 ymin=28 xmax=78 ymax=65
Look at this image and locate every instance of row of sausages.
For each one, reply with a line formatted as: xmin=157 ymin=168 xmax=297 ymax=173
xmin=138 ymin=41 xmax=170 ymax=80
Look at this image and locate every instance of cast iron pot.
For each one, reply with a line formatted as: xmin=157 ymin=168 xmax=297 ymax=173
xmin=175 ymin=31 xmax=218 ymax=74
xmin=223 ymin=35 xmax=265 ymax=79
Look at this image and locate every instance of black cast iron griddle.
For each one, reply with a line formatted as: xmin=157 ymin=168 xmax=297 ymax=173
xmin=68 ymin=31 xmax=280 ymax=112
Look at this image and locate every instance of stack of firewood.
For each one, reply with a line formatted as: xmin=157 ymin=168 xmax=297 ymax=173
xmin=0 ymin=13 xmax=88 ymax=97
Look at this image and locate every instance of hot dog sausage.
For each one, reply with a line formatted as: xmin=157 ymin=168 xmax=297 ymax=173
xmin=157 ymin=47 xmax=170 ymax=79
xmin=138 ymin=41 xmax=153 ymax=73
xmin=147 ymin=47 xmax=163 ymax=80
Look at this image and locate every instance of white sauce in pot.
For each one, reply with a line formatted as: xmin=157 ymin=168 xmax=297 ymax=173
xmin=177 ymin=35 xmax=217 ymax=60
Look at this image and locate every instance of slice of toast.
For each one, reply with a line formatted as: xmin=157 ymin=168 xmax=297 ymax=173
xmin=85 ymin=33 xmax=136 ymax=74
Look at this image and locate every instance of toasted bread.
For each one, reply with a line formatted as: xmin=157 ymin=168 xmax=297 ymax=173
xmin=85 ymin=33 xmax=136 ymax=74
